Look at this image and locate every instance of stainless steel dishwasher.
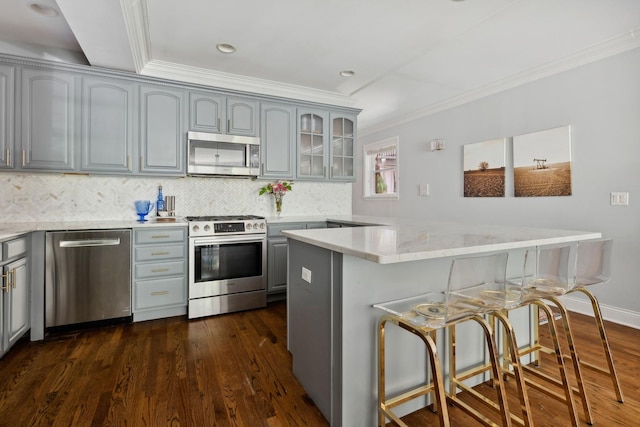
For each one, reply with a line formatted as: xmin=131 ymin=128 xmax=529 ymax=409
xmin=45 ymin=229 xmax=132 ymax=328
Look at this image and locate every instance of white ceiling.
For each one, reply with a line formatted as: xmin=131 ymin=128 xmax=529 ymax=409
xmin=1 ymin=0 xmax=639 ymax=134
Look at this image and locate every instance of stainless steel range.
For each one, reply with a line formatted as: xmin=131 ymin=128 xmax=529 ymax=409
xmin=187 ymin=215 xmax=267 ymax=319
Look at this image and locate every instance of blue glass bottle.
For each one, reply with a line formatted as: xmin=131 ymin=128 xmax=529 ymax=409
xmin=157 ymin=185 xmax=164 ymax=214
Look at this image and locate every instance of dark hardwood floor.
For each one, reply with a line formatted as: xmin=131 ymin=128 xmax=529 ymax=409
xmin=0 ymin=301 xmax=327 ymax=427
xmin=0 ymin=301 xmax=637 ymax=426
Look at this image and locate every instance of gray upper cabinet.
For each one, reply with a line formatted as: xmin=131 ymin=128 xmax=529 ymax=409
xmin=329 ymin=113 xmax=356 ymax=181
xmin=0 ymin=64 xmax=14 ymax=170
xmin=21 ymin=67 xmax=76 ymax=171
xmin=260 ymin=102 xmax=296 ymax=179
xmin=0 ymin=55 xmax=358 ymax=178
xmin=139 ymin=84 xmax=186 ymax=175
xmin=227 ymin=97 xmax=258 ymax=136
xmin=189 ymin=93 xmax=258 ymax=136
xmin=81 ymin=76 xmax=135 ymax=173
xmin=297 ymin=109 xmax=329 ymax=180
xmin=189 ymin=91 xmax=224 ymax=133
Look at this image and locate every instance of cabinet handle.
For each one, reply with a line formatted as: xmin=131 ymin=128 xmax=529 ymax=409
xmin=151 ymin=268 xmax=170 ymax=273
xmin=151 ymin=291 xmax=169 ymax=296
xmin=151 ymin=235 xmax=170 ymax=239
xmin=127 ymin=155 xmax=131 ymax=171
xmin=323 ymin=166 xmax=327 ymax=178
xmin=218 ymin=118 xmax=221 ymax=130
xmin=10 ymin=268 xmax=16 ymax=288
xmin=151 ymin=251 xmax=170 ymax=256
xmin=139 ymin=156 xmax=143 ymax=170
xmin=227 ymin=119 xmax=230 ymax=131
xmin=261 ymin=163 xmax=264 ymax=175
xmin=5 ymin=149 xmax=9 ymax=166
xmin=1 ymin=272 xmax=8 ymax=293
xmin=22 ymin=149 xmax=26 ymax=167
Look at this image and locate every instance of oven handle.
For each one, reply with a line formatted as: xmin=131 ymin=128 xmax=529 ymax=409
xmin=190 ymin=234 xmax=266 ymax=245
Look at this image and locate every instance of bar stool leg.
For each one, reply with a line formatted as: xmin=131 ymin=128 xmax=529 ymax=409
xmin=547 ymin=296 xmax=594 ymax=424
xmin=533 ymin=302 xmax=581 ymax=427
xmin=378 ymin=317 xmax=450 ymax=427
xmin=493 ymin=311 xmax=535 ymax=427
xmin=574 ymin=288 xmax=625 ymax=403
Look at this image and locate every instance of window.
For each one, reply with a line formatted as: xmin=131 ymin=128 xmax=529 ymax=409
xmin=363 ymin=137 xmax=399 ymax=199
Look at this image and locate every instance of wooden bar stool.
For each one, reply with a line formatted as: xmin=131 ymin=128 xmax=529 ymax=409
xmin=374 ymin=252 xmax=513 ymax=427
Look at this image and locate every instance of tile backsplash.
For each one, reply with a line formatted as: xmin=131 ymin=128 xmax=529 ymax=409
xmin=0 ymin=174 xmax=352 ymax=222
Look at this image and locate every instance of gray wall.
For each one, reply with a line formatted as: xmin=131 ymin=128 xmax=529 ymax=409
xmin=354 ymin=48 xmax=640 ymax=325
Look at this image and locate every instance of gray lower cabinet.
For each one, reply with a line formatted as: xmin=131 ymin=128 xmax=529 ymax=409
xmin=0 ymin=64 xmax=15 ymax=170
xmin=139 ymin=85 xmax=187 ymax=175
xmin=21 ymin=67 xmax=77 ymax=171
xmin=1 ymin=236 xmax=30 ymax=359
xmin=267 ymin=237 xmax=289 ymax=294
xmin=81 ymin=76 xmax=135 ymax=173
xmin=132 ymin=227 xmax=187 ymax=321
xmin=267 ymin=221 xmax=326 ymax=295
xmin=260 ymin=102 xmax=296 ymax=179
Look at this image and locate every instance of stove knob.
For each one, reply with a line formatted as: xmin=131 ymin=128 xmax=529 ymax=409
xmin=193 ymin=225 xmax=200 ymax=233
xmin=260 ymin=223 xmax=265 ymax=229
xmin=204 ymin=224 xmax=211 ymax=232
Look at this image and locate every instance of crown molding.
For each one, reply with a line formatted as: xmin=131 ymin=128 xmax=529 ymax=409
xmin=120 ymin=0 xmax=151 ymax=73
xmin=358 ymin=29 xmax=640 ymax=137
xmin=141 ymin=59 xmax=356 ymax=108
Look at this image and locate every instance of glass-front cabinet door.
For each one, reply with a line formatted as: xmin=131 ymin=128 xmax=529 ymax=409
xmin=297 ymin=109 xmax=328 ymax=179
xmin=330 ymin=114 xmax=356 ymax=181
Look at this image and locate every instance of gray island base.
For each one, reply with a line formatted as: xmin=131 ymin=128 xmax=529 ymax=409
xmin=283 ymin=218 xmax=601 ymax=426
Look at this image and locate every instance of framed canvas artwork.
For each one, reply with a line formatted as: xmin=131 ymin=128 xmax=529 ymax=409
xmin=463 ymin=138 xmax=506 ymax=197
xmin=513 ymin=126 xmax=572 ymax=197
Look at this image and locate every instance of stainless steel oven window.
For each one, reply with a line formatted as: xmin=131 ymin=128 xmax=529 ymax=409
xmin=193 ymin=241 xmax=263 ymax=282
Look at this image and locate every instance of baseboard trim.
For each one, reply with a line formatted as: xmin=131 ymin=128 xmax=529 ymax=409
xmin=558 ymin=295 xmax=640 ymax=330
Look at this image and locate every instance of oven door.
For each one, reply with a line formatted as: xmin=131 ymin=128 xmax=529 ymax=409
xmin=189 ymin=234 xmax=266 ymax=299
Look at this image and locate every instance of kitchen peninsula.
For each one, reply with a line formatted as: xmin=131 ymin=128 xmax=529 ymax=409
xmin=282 ymin=217 xmax=601 ymax=426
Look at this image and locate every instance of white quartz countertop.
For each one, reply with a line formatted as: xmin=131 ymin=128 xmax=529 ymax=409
xmin=281 ymin=216 xmax=602 ymax=264
xmin=0 ymin=218 xmax=187 ymax=240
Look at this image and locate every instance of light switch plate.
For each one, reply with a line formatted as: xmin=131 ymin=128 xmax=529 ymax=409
xmin=610 ymin=192 xmax=629 ymax=206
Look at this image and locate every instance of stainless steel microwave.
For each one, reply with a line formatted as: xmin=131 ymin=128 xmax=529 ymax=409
xmin=187 ymin=131 xmax=260 ymax=177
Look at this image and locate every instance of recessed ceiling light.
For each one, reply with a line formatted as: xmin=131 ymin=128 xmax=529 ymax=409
xmin=340 ymin=70 xmax=355 ymax=77
xmin=216 ymin=43 xmax=236 ymax=54
xmin=29 ymin=3 xmax=60 ymax=17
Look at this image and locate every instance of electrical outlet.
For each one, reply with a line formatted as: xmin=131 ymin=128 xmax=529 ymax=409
xmin=301 ymin=267 xmax=312 ymax=283
xmin=115 ymin=193 xmax=128 ymax=206
xmin=610 ymin=192 xmax=629 ymax=206
xmin=14 ymin=194 xmax=32 ymax=204
xmin=419 ymin=184 xmax=430 ymax=196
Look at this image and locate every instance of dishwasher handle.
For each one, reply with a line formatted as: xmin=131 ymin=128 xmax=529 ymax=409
xmin=59 ymin=238 xmax=121 ymax=248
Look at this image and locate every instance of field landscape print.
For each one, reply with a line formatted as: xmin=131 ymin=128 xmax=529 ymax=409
xmin=513 ymin=126 xmax=572 ymax=197
xmin=463 ymin=138 xmax=506 ymax=197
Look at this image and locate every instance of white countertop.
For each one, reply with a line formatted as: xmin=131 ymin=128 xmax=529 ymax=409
xmin=281 ymin=216 xmax=602 ymax=264
xmin=0 ymin=218 xmax=187 ymax=240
